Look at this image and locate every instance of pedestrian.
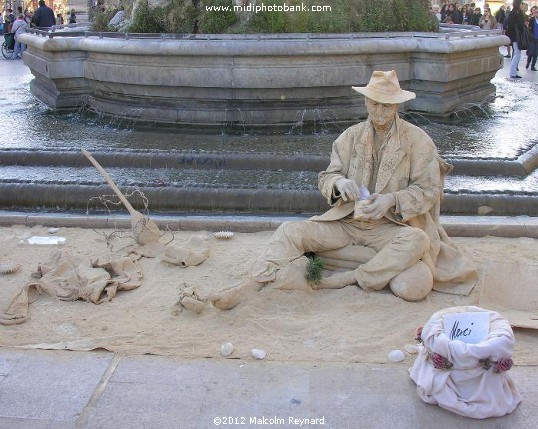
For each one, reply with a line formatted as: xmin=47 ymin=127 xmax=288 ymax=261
xmin=468 ymin=4 xmax=475 ymax=24
xmin=31 ymin=0 xmax=56 ymax=29
xmin=7 ymin=8 xmax=15 ymax=25
xmin=462 ymin=4 xmax=471 ymax=25
xmin=11 ymin=13 xmax=28 ymax=60
xmin=506 ymin=0 xmax=526 ymax=79
xmin=526 ymin=7 xmax=538 ymax=71
xmin=6 ymin=8 xmax=15 ymax=32
xmin=440 ymin=0 xmax=450 ymax=22
xmin=432 ymin=5 xmax=441 ymax=22
xmin=69 ymin=9 xmax=77 ymax=24
xmin=479 ymin=8 xmax=496 ymax=30
xmin=454 ymin=2 xmax=463 ymax=24
xmin=24 ymin=10 xmax=33 ymax=26
xmin=471 ymin=7 xmax=482 ymax=26
xmin=0 ymin=13 xmax=4 ymax=36
xmin=443 ymin=4 xmax=457 ymax=23
xmin=496 ymin=4 xmax=507 ymax=30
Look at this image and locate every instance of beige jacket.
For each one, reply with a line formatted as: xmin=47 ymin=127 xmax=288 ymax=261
xmin=312 ymin=117 xmax=478 ymax=288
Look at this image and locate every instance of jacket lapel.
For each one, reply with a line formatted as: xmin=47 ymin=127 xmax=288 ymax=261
xmin=351 ymin=119 xmax=374 ymax=188
xmin=375 ymin=118 xmax=406 ymax=193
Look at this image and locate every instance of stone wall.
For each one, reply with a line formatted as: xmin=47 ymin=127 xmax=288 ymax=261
xmin=18 ymin=30 xmax=508 ymax=130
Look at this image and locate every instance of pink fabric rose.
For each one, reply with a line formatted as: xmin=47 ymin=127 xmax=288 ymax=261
xmin=429 ymin=352 xmax=453 ymax=370
xmin=493 ymin=358 xmax=513 ymax=373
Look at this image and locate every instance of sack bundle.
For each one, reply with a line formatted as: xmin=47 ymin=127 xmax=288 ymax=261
xmin=409 ymin=306 xmax=521 ymax=419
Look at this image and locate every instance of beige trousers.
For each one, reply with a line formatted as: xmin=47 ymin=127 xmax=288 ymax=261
xmin=252 ymin=218 xmax=430 ymax=290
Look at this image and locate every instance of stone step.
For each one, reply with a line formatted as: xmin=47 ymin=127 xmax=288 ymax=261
xmin=0 ymin=165 xmax=318 ymax=191
xmin=0 ymin=165 xmax=536 ymax=216
xmin=0 ymin=149 xmax=328 ymax=173
xmin=0 ymin=164 xmax=536 ymax=195
xmin=0 ymin=148 xmax=535 ymax=177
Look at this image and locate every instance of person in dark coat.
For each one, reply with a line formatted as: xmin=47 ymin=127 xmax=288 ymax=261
xmin=526 ymin=7 xmax=538 ymax=71
xmin=31 ymin=0 xmax=56 ymax=29
xmin=69 ymin=9 xmax=77 ymax=24
xmin=5 ymin=8 xmax=15 ymax=32
xmin=495 ymin=5 xmax=507 ymax=29
xmin=443 ymin=3 xmax=457 ymax=23
xmin=506 ymin=0 xmax=526 ymax=78
xmin=471 ymin=7 xmax=482 ymax=26
xmin=440 ymin=0 xmax=450 ymax=22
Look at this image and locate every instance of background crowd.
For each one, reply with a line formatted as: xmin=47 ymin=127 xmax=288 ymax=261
xmin=432 ymin=1 xmax=538 ymax=78
xmin=2 ymin=0 xmax=538 ymax=75
xmin=1 ymin=0 xmax=76 ymax=60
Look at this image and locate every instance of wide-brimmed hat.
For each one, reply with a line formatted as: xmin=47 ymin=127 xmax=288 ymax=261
xmin=352 ymin=70 xmax=416 ymax=104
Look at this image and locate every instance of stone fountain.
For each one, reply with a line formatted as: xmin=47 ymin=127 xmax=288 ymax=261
xmin=18 ymin=27 xmax=507 ymax=130
xmin=3 ymin=14 xmax=536 ymax=218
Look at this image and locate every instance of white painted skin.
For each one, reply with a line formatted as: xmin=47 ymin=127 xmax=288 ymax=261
xmin=364 ymin=97 xmax=399 ymax=132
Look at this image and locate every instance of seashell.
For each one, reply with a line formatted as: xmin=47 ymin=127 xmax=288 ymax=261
xmin=388 ymin=349 xmax=406 ymax=362
xmin=251 ymin=348 xmax=267 ymax=360
xmin=0 ymin=262 xmax=21 ymax=275
xmin=220 ymin=342 xmax=235 ymax=357
xmin=214 ymin=231 xmax=234 ymax=240
xmin=404 ymin=344 xmax=419 ymax=354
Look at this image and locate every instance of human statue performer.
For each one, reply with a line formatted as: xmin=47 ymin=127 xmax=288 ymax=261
xmin=184 ymin=70 xmax=478 ymax=312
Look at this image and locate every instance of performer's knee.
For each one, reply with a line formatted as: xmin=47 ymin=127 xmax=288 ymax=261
xmin=403 ymin=228 xmax=430 ymax=254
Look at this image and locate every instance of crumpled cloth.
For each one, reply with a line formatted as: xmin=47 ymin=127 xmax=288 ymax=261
xmin=409 ymin=306 xmax=521 ymax=419
xmin=162 ymin=236 xmax=210 ymax=267
xmin=0 ymin=250 xmax=142 ymax=326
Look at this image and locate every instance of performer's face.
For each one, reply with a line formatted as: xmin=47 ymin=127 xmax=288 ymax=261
xmin=365 ymin=98 xmax=399 ymax=128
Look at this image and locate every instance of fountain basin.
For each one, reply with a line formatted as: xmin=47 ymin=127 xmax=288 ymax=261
xmin=19 ymin=29 xmax=508 ymax=129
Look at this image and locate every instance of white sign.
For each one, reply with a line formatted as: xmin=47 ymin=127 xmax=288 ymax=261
xmin=443 ymin=312 xmax=490 ymax=344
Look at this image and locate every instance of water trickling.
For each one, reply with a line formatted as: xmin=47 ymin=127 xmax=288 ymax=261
xmin=0 ymin=60 xmax=536 ymax=215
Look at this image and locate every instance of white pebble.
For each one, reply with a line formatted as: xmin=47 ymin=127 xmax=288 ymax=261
xmin=48 ymin=227 xmax=60 ymax=234
xmin=220 ymin=342 xmax=234 ymax=357
xmin=388 ymin=349 xmax=406 ymax=362
xmin=404 ymin=344 xmax=419 ymax=354
xmin=251 ymin=348 xmax=266 ymax=360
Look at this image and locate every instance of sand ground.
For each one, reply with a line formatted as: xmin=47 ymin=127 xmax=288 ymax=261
xmin=1 ymin=224 xmax=537 ymax=366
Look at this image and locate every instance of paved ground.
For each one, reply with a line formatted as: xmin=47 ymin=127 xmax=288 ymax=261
xmin=0 ymin=349 xmax=536 ymax=429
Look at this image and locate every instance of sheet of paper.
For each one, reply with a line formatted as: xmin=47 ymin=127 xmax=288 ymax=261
xmin=359 ymin=185 xmax=370 ymax=200
xmin=443 ymin=312 xmax=490 ymax=344
xmin=28 ymin=236 xmax=66 ymax=245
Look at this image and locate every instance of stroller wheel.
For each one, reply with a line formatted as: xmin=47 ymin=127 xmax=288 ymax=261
xmin=2 ymin=33 xmax=15 ymax=59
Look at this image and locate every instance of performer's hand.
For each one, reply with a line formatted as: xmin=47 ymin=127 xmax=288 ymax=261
xmin=361 ymin=193 xmax=395 ymax=220
xmin=335 ymin=178 xmax=360 ymax=202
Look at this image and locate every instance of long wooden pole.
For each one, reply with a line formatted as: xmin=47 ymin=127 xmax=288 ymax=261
xmin=81 ymin=148 xmax=138 ymax=216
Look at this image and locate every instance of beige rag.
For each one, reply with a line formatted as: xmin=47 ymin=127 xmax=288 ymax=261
xmin=0 ymin=250 xmax=143 ymax=326
xmin=409 ymin=306 xmax=521 ymax=419
xmin=162 ymin=236 xmax=210 ymax=267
